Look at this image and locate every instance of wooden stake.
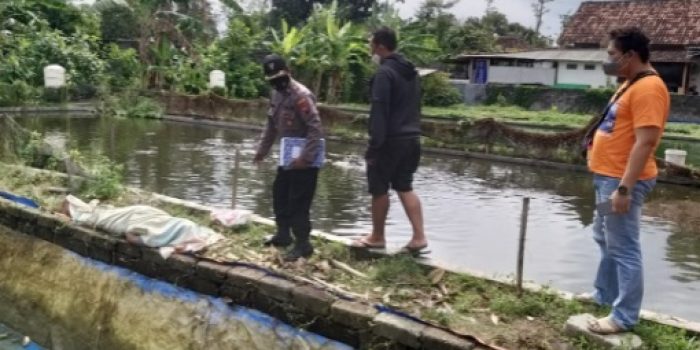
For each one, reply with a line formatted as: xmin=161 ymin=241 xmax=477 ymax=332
xmin=231 ymin=148 xmax=240 ymax=209
xmin=516 ymin=197 xmax=530 ymax=296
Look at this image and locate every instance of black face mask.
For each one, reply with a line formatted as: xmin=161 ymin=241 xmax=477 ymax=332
xmin=270 ymin=76 xmax=290 ymax=92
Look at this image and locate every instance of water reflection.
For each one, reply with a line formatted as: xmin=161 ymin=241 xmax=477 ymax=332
xmin=10 ymin=116 xmax=700 ymax=322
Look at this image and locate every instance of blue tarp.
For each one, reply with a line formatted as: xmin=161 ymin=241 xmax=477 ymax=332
xmin=0 ymin=191 xmax=39 ymax=209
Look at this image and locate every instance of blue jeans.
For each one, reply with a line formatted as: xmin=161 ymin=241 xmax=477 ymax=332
xmin=592 ymin=175 xmax=655 ymax=330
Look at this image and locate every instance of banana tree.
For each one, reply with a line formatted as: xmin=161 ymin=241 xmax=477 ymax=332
xmin=267 ymin=19 xmax=309 ymax=60
xmin=146 ymin=37 xmax=177 ymax=89
xmin=266 ymin=19 xmax=326 ymax=94
xmin=306 ymin=1 xmax=366 ymax=103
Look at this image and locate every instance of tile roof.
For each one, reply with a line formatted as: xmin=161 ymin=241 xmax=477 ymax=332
xmin=559 ymin=0 xmax=700 ymax=47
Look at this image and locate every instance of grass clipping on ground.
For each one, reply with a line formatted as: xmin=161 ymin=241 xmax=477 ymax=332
xmin=0 ymin=164 xmax=698 ymax=350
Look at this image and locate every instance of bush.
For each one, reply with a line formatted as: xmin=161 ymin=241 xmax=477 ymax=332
xmin=583 ymin=87 xmax=615 ymax=108
xmin=3 ymin=30 xmax=105 ymax=100
xmin=103 ymin=44 xmax=141 ymax=90
xmin=102 ymin=93 xmax=163 ymax=119
xmin=69 ymin=150 xmax=124 ymax=200
xmin=485 ymin=85 xmax=542 ymax=108
xmin=209 ymin=87 xmax=227 ymax=97
xmin=42 ymin=87 xmax=69 ymax=103
xmin=0 ymin=81 xmax=40 ymax=107
xmin=421 ymin=72 xmax=462 ymax=107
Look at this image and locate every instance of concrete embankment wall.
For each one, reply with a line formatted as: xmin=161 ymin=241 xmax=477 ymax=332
xmin=0 ymin=198 xmax=480 ymax=350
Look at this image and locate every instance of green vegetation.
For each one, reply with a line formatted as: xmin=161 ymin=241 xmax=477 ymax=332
xmin=0 ymin=0 xmax=562 ymax=109
xmin=1 ymin=117 xmax=124 ymax=200
xmin=335 ymin=103 xmax=700 ymax=140
xmin=100 ymin=92 xmax=164 ymax=119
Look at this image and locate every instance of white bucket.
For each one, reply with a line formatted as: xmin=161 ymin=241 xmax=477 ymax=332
xmin=665 ymin=149 xmax=687 ymax=166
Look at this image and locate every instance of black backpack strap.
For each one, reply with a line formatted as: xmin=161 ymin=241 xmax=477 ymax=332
xmin=582 ymin=70 xmax=658 ymax=149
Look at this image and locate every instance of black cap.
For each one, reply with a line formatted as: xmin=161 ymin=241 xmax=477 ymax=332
xmin=262 ymin=54 xmax=288 ymax=80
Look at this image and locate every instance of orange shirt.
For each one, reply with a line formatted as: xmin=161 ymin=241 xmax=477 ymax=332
xmin=588 ymin=75 xmax=669 ymax=180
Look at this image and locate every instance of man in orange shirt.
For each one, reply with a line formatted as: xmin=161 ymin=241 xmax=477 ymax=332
xmin=586 ymin=27 xmax=670 ymax=334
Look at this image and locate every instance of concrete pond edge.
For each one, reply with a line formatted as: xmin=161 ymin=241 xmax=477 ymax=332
xmin=0 ymin=188 xmax=488 ymax=350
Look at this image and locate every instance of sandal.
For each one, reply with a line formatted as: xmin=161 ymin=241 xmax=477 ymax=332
xmin=351 ymin=236 xmax=386 ymax=249
xmin=398 ymin=243 xmax=430 ymax=255
xmin=587 ymin=316 xmax=626 ymax=335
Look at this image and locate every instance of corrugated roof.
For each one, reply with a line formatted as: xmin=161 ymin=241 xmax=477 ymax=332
xmin=559 ymin=0 xmax=700 ymax=47
xmin=452 ymin=49 xmax=607 ymax=62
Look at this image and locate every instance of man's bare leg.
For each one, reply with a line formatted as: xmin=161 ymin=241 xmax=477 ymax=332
xmin=397 ymin=190 xmax=427 ymax=248
xmin=354 ymin=194 xmax=389 ymax=247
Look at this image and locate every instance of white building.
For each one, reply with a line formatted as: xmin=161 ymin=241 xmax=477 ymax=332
xmin=450 ymin=49 xmax=614 ymax=89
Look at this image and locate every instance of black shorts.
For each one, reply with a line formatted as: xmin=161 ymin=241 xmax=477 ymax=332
xmin=366 ymin=137 xmax=421 ymax=196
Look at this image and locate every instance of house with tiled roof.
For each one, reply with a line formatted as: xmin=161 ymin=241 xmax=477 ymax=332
xmin=449 ymin=0 xmax=700 ymax=95
xmin=559 ymin=0 xmax=700 ymax=94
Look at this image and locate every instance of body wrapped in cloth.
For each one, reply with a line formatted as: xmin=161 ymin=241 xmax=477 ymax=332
xmin=65 ymin=195 xmax=223 ymax=258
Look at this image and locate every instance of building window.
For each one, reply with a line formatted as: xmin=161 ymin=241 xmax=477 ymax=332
xmin=584 ymin=64 xmax=596 ymax=70
xmin=491 ymin=59 xmax=515 ymax=67
xmin=566 ymin=63 xmax=578 ymax=70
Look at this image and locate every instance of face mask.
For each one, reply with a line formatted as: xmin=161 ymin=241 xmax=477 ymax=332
xmin=270 ymin=75 xmax=290 ymax=92
xmin=603 ymin=54 xmax=627 ymax=76
xmin=371 ymin=54 xmax=382 ymax=66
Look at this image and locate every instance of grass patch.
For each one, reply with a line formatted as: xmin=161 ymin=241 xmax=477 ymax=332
xmin=370 ymin=255 xmax=430 ymax=285
xmin=334 ymin=103 xmax=700 ymax=140
xmin=635 ymin=322 xmax=700 ymax=350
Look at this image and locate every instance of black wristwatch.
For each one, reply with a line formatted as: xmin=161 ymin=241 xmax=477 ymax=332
xmin=617 ymin=185 xmax=629 ymax=196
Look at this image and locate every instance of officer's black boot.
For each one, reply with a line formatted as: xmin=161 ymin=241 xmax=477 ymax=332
xmin=264 ymin=225 xmax=293 ymax=248
xmin=284 ymin=226 xmax=313 ymax=262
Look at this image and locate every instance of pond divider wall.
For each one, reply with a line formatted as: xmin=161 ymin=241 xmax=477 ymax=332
xmin=0 ymin=196 xmax=484 ymax=350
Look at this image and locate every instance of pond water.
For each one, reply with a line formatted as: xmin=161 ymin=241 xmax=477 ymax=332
xmin=10 ymin=115 xmax=700 ymax=323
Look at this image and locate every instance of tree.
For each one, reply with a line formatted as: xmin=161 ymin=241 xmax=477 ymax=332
xmin=559 ymin=11 xmax=572 ymax=30
xmin=413 ymin=0 xmax=460 ymax=57
xmin=484 ymin=0 xmax=496 ymax=14
xmin=531 ymin=0 xmax=554 ymax=34
xmin=94 ymin=0 xmax=140 ymax=43
xmin=213 ymin=13 xmax=268 ymax=97
xmin=300 ymin=1 xmax=366 ymax=102
xmin=269 ymin=0 xmax=378 ymax=26
xmin=451 ymin=18 xmax=496 ymax=53
xmin=339 ymin=0 xmax=377 ymax=22
xmin=1 ymin=0 xmax=97 ymax=36
xmin=415 ymin=0 xmax=459 ymax=20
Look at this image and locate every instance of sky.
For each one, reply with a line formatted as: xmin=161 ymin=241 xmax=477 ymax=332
xmin=395 ymin=0 xmax=586 ymax=39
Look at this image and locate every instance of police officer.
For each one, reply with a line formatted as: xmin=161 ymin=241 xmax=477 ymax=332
xmin=254 ymin=54 xmax=324 ymax=262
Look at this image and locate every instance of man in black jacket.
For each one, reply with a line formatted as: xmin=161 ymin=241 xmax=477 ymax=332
xmin=352 ymin=27 xmax=428 ymax=253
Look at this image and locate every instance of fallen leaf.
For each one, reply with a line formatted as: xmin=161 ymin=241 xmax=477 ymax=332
xmin=460 ymin=316 xmax=478 ymax=324
xmin=490 ymin=314 xmax=500 ymax=325
xmin=442 ymin=302 xmax=455 ymax=314
xmin=398 ymin=289 xmax=413 ymax=297
xmin=317 ymin=260 xmax=331 ymax=273
xmin=428 ymin=268 xmax=446 ymax=284
xmin=382 ymin=288 xmax=395 ymax=304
